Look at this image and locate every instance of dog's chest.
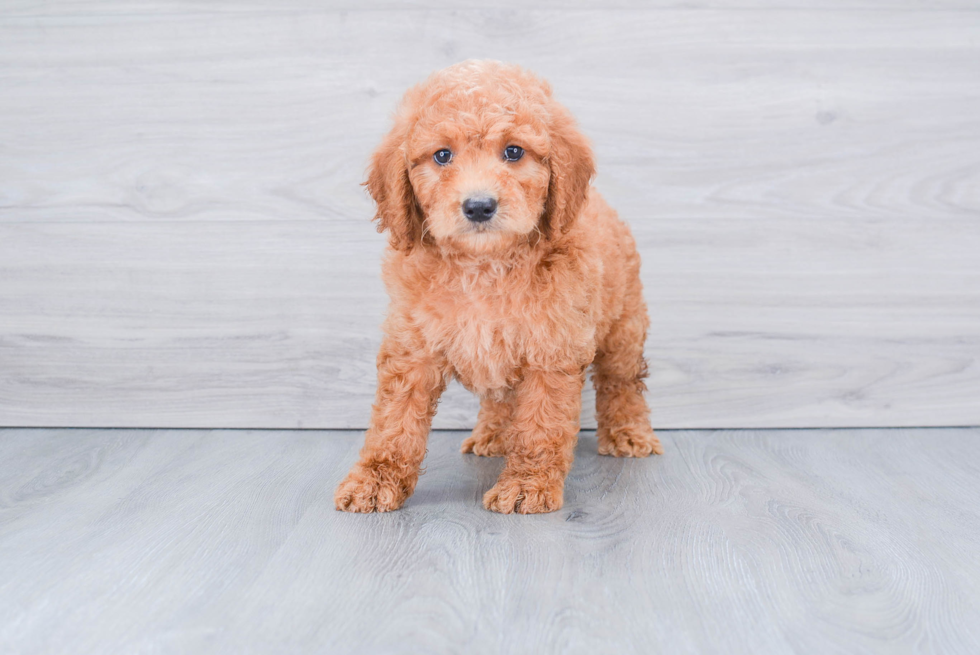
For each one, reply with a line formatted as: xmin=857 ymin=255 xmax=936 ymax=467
xmin=411 ymin=267 xmax=596 ymax=393
xmin=432 ymin=298 xmax=524 ymax=390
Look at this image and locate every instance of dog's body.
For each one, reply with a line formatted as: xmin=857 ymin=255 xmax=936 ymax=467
xmin=336 ymin=61 xmax=661 ymax=514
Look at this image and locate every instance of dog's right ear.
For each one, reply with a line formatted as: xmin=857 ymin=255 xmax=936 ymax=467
xmin=542 ymin=102 xmax=596 ymax=239
xmin=364 ymin=125 xmax=422 ymax=252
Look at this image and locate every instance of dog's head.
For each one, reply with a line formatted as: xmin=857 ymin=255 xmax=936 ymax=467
xmin=366 ymin=60 xmax=595 ymax=254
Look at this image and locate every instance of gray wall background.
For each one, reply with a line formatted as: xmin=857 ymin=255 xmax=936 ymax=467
xmin=1 ymin=2 xmax=978 ymax=429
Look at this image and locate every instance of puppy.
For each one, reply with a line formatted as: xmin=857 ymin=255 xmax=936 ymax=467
xmin=336 ymin=60 xmax=661 ymax=515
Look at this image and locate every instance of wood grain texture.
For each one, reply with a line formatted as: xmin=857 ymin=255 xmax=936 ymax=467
xmin=3 ymin=9 xmax=979 ymax=225
xmin=7 ymin=2 xmax=980 ymax=16
xmin=1 ymin=218 xmax=978 ymax=429
xmin=1 ymin=427 xmax=980 ymax=654
xmin=1 ymin=7 xmax=979 ymax=428
xmin=4 ymin=0 xmax=980 ymax=17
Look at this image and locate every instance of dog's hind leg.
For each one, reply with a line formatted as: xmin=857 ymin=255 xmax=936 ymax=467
xmin=461 ymin=394 xmax=512 ymax=457
xmin=592 ymin=299 xmax=663 ymax=458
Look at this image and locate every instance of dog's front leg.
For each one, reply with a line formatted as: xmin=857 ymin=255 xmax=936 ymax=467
xmin=483 ymin=368 xmax=584 ymax=514
xmin=335 ymin=338 xmax=446 ymax=513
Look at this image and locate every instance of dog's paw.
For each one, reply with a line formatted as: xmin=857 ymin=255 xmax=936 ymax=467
xmin=597 ymin=425 xmax=663 ymax=457
xmin=460 ymin=427 xmax=506 ymax=457
xmin=483 ymin=474 xmax=563 ymax=514
xmin=335 ymin=464 xmax=410 ymax=513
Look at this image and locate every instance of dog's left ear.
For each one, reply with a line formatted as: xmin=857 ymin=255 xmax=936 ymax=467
xmin=543 ymin=104 xmax=596 ymax=238
xmin=364 ymin=123 xmax=423 ymax=252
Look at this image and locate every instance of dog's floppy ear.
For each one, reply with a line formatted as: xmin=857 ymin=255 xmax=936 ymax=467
xmin=543 ymin=104 xmax=596 ymax=238
xmin=365 ymin=124 xmax=422 ymax=252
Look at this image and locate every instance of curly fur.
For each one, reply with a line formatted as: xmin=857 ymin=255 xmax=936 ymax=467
xmin=335 ymin=61 xmax=662 ymax=515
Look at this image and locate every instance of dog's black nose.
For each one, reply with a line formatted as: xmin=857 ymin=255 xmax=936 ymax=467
xmin=462 ymin=196 xmax=498 ymax=222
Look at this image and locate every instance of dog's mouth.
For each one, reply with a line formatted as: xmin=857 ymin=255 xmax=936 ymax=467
xmin=459 ymin=217 xmax=499 ymax=235
xmin=439 ymin=220 xmax=522 ymax=254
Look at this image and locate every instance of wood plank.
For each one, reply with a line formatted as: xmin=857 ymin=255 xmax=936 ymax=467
xmin=6 ymin=1 xmax=980 ymax=16
xmin=1 ymin=218 xmax=977 ymax=428
xmin=2 ymin=427 xmax=980 ymax=653
xmin=2 ymin=10 xmax=978 ymax=225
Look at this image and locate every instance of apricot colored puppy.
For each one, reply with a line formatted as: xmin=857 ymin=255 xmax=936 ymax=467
xmin=336 ymin=60 xmax=662 ymax=515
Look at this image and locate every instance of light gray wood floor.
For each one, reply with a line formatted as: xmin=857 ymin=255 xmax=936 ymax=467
xmin=2 ymin=428 xmax=979 ymax=654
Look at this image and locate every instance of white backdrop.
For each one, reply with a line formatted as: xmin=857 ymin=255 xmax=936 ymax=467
xmin=1 ymin=2 xmax=978 ymax=428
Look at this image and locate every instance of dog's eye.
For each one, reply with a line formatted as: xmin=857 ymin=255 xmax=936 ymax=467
xmin=433 ymin=149 xmax=453 ymax=166
xmin=503 ymin=145 xmax=524 ymax=162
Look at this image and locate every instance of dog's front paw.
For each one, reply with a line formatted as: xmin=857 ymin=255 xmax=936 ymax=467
xmin=483 ymin=473 xmax=563 ymax=514
xmin=460 ymin=427 xmax=506 ymax=457
xmin=597 ymin=425 xmax=663 ymax=457
xmin=335 ymin=463 xmax=412 ymax=513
